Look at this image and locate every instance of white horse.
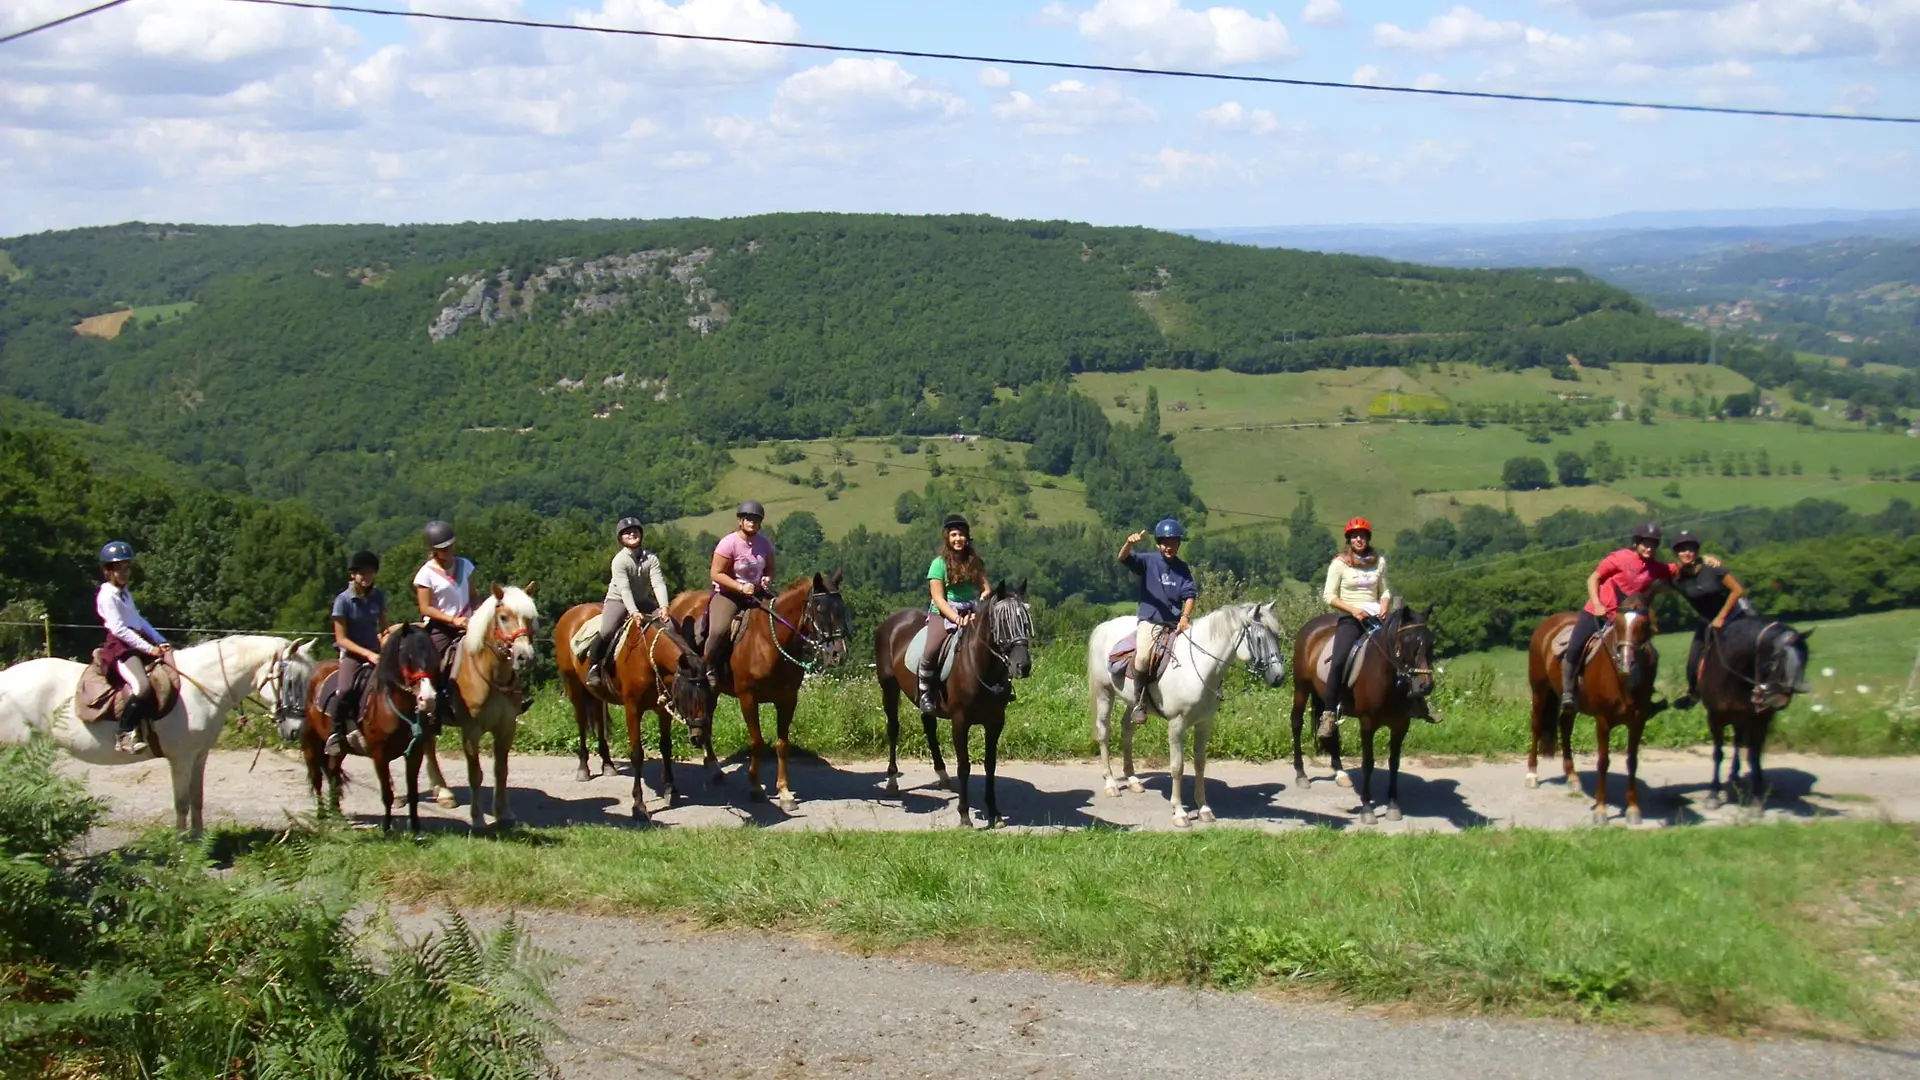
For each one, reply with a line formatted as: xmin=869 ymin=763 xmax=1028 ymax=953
xmin=0 ymin=634 xmax=312 ymax=835
xmin=422 ymin=584 xmax=538 ymax=831
xmin=1087 ymin=602 xmax=1288 ymax=827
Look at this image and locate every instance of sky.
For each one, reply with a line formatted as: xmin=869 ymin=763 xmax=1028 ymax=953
xmin=3 ymin=0 xmax=1919 ymax=235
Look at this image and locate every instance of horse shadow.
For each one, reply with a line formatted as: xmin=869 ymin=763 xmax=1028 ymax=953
xmin=393 ymin=784 xmax=629 ymax=831
xmin=1130 ymin=774 xmax=1355 ymax=829
xmin=1652 ymin=766 xmax=1843 ymax=824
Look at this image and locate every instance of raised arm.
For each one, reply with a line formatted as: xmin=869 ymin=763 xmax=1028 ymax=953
xmin=1713 ymin=574 xmax=1747 ymax=628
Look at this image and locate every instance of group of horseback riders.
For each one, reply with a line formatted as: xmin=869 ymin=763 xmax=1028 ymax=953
xmin=89 ymin=493 xmax=1764 ymax=756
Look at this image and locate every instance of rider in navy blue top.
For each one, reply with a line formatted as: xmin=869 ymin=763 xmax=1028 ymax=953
xmin=1121 ymin=531 xmax=1197 ymax=628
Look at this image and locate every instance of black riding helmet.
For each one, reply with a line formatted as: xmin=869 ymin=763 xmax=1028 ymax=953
xmin=736 ymin=500 xmax=765 ymax=521
xmin=942 ymin=513 xmax=971 ymax=536
xmin=616 ymin=515 xmax=645 ymax=539
xmin=423 ymin=520 xmax=456 ymax=549
xmin=1672 ymin=529 xmax=1702 ymax=552
xmin=1630 ymin=522 xmax=1661 ymax=546
xmin=348 ymin=549 xmax=381 ymax=572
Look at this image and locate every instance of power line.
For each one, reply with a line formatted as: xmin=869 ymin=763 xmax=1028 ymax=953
xmin=227 ymin=0 xmax=1920 ymax=126
xmin=0 ymin=0 xmax=135 ymax=46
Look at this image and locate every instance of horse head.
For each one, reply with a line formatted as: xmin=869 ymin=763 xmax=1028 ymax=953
xmin=1753 ymin=624 xmax=1812 ymax=713
xmin=1238 ymin=602 xmax=1289 ymax=687
xmin=802 ymin=570 xmax=853 ymax=669
xmin=268 ymin=640 xmax=318 ymax=737
xmin=382 ymin=624 xmax=441 ymax=717
xmin=985 ymin=579 xmax=1034 ymax=680
xmin=673 ymin=615 xmax=713 ymax=748
xmin=478 ymin=582 xmax=540 ymax=674
xmin=1394 ymin=608 xmax=1437 ymax=699
xmin=1611 ymin=592 xmax=1657 ymax=684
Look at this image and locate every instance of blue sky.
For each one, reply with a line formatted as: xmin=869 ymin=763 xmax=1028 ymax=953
xmin=3 ymin=0 xmax=1917 ymax=234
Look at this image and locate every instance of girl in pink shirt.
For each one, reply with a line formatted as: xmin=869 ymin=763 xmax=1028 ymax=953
xmin=1559 ymin=523 xmax=1676 ymax=718
xmin=703 ymin=500 xmax=777 ymax=683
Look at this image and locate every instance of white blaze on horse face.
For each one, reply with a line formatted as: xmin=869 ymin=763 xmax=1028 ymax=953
xmin=415 ymin=676 xmax=437 ymax=714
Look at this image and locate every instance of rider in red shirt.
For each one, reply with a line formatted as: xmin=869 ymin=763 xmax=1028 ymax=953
xmin=1558 ymin=522 xmax=1678 ymax=719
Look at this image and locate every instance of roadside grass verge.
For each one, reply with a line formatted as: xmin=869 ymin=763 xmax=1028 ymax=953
xmin=307 ymin=819 xmax=1920 ymax=1036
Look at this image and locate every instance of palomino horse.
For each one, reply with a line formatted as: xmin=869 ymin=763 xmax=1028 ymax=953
xmin=1087 ymin=602 xmax=1288 ymax=828
xmin=1697 ymin=618 xmax=1811 ymax=813
xmin=0 ymin=635 xmax=311 ymax=836
xmin=293 ymin=624 xmax=442 ymax=833
xmin=421 ymin=584 xmax=539 ymax=832
xmin=552 ymin=604 xmax=713 ymax=822
xmin=1527 ymin=592 xmax=1661 ymax=825
xmin=1288 ymin=607 xmax=1438 ymax=825
xmin=875 ymin=580 xmax=1035 ymax=828
xmin=668 ymin=573 xmax=852 ymax=811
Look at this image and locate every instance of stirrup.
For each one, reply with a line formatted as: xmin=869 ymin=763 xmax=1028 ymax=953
xmin=346 ymin=730 xmax=366 ymax=754
xmin=916 ymin=679 xmax=941 ymax=713
xmin=1316 ymin=710 xmax=1338 ymax=740
xmin=115 ymin=731 xmax=146 ymax=755
xmin=325 ymin=731 xmax=344 ymax=755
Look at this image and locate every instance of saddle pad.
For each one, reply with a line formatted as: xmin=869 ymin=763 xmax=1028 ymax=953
xmin=1311 ymin=634 xmax=1369 ymax=689
xmin=315 ymin=664 xmax=374 ymax=718
xmin=906 ymin=624 xmax=958 ymax=682
xmin=1549 ymin=625 xmax=1610 ymax=667
xmin=570 ymin=612 xmax=636 ymax=661
xmin=74 ymin=652 xmax=180 ymax=726
xmin=696 ymin=605 xmax=751 ymax=646
xmin=1107 ymin=633 xmax=1174 ymax=683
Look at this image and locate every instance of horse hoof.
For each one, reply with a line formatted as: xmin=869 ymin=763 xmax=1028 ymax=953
xmin=1293 ymin=772 xmax=1309 ymax=786
xmin=574 ymin=766 xmax=591 ymax=783
xmin=985 ymin=815 xmax=1003 ymax=830
xmin=632 ymin=806 xmax=649 ymax=824
xmin=1196 ymin=806 xmax=1216 ymax=823
xmin=1335 ymin=772 xmax=1352 ymax=789
xmin=1103 ymin=780 xmax=1122 ymax=798
xmin=1386 ymin=806 xmax=1403 ymax=822
xmin=749 ymin=786 xmax=768 ymax=803
xmin=1171 ymin=812 xmax=1191 ymax=829
xmin=1591 ymin=810 xmax=1609 ymax=826
xmin=778 ymin=793 xmax=798 ymax=812
xmin=935 ymin=770 xmax=951 ymax=791
xmin=435 ymin=788 xmax=458 ymax=809
xmin=1704 ymin=794 xmax=1722 ymax=811
xmin=884 ymin=776 xmax=900 ymax=794
xmin=1626 ymin=808 xmax=1642 ymax=826
xmin=1525 ymin=773 xmax=1539 ymax=789
xmin=1360 ymin=811 xmax=1376 ymax=826
xmin=1127 ymin=777 xmax=1144 ymax=794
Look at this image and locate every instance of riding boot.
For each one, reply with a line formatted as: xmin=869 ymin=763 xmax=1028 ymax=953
xmin=585 ymin=634 xmax=611 ymax=693
xmin=1558 ymin=658 xmax=1579 ymax=720
xmin=1317 ymin=706 xmax=1339 ymax=741
xmin=325 ymin=692 xmax=349 ymax=757
xmin=1675 ymin=670 xmax=1700 ymax=711
xmin=115 ymin=696 xmax=150 ymax=755
xmin=916 ymin=669 xmax=941 ymax=714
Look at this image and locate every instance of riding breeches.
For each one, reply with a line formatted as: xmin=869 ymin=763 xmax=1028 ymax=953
xmin=115 ymin=657 xmax=153 ymax=733
xmin=921 ymin=603 xmax=974 ymax=681
xmin=1325 ymin=615 xmax=1362 ymax=714
xmin=330 ymin=654 xmax=365 ymax=732
xmin=703 ymin=591 xmax=746 ymax=667
xmin=1133 ymin=621 xmax=1170 ymax=678
xmin=1562 ymin=610 xmax=1606 ymax=692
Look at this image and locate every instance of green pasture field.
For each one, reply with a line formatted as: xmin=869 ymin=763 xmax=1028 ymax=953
xmin=0 ymin=249 xmax=22 ymax=283
xmin=669 ymin=436 xmax=1096 ymax=539
xmin=128 ymin=301 xmax=198 ymax=323
xmin=1076 ymin=367 xmax=1411 ymax=431
xmin=1417 ymin=485 xmax=1647 ymax=524
xmin=317 ymin=818 xmax=1920 ymax=1035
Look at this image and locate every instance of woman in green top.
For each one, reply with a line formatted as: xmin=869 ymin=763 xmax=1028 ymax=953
xmin=918 ymin=513 xmax=991 ymax=712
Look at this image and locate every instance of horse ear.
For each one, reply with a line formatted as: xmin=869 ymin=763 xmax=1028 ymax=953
xmin=830 ymin=568 xmax=844 ymax=590
xmin=296 ymin=640 xmax=314 ymax=660
xmin=1017 ymin=578 xmax=1028 ymax=597
xmin=491 ymin=582 xmax=505 ymax=601
xmin=523 ymin=579 xmax=538 ymax=596
xmin=811 ymin=571 xmax=827 ymax=591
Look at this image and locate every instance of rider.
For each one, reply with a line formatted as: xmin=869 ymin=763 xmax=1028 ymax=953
xmin=1670 ymin=530 xmax=1752 ymax=711
xmin=413 ymin=519 xmax=474 ymax=721
xmin=1116 ymin=519 xmax=1196 ymax=696
xmin=919 ymin=514 xmax=990 ymax=712
xmin=1320 ymin=517 xmax=1391 ymax=739
xmin=95 ymin=541 xmax=171 ymax=755
xmin=703 ymin=500 xmax=775 ymax=686
xmin=1559 ymin=522 xmax=1678 ymax=719
xmin=588 ymin=516 xmax=671 ymax=691
xmin=326 ymin=550 xmax=388 ymax=755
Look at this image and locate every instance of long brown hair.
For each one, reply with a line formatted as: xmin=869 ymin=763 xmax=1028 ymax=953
xmin=935 ymin=534 xmax=987 ymax=591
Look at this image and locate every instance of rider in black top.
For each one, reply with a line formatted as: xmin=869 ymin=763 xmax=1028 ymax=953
xmin=1670 ymin=530 xmax=1753 ymax=710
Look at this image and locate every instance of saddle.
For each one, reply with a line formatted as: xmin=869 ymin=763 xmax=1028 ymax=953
xmin=315 ymin=664 xmax=375 ymax=729
xmin=1107 ymin=632 xmax=1176 ymax=684
xmin=570 ymin=612 xmax=638 ymax=662
xmin=1548 ymin=622 xmax=1613 ymax=700
xmin=1311 ymin=631 xmax=1373 ymax=690
xmin=695 ymin=604 xmax=752 ymax=648
xmin=907 ymin=621 xmax=963 ymax=683
xmin=74 ymin=651 xmax=181 ymax=749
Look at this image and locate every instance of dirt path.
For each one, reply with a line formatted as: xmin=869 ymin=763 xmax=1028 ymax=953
xmin=384 ymin=908 xmax=1920 ymax=1080
xmin=72 ymin=746 xmax=1920 ymax=833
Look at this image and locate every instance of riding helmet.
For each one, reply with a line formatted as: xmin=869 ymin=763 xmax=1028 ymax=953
xmin=1153 ymin=518 xmax=1184 ymax=540
xmin=423 ymin=520 xmax=457 ymax=549
xmin=943 ymin=513 xmax=972 ymax=536
xmin=348 ymin=549 xmax=381 ymax=572
xmin=1671 ymin=530 xmax=1701 ymax=551
xmin=1344 ymin=517 xmax=1373 ymax=537
xmin=1631 ymin=522 xmax=1662 ymax=545
xmin=736 ymin=500 xmax=766 ymax=520
xmin=615 ymin=515 xmax=645 ymax=538
xmin=98 ymin=540 xmax=135 ymax=565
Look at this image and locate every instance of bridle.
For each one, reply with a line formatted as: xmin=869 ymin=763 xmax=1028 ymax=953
xmin=1375 ymin=618 xmax=1435 ymax=691
xmin=1709 ymin=621 xmax=1807 ymax=710
xmin=1602 ymin=605 xmax=1656 ymax=685
xmin=763 ymin=586 xmax=849 ymax=674
xmin=1181 ymin=605 xmax=1286 ymax=700
xmin=972 ymin=594 xmax=1034 ymax=695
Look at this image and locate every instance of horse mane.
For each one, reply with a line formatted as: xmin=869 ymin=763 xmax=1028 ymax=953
xmin=379 ymin=624 xmax=437 ymax=684
xmin=462 ymin=586 xmax=538 ymax=656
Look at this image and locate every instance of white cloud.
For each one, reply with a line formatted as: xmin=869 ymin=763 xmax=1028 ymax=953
xmin=1301 ymin=0 xmax=1345 ymax=28
xmin=979 ymin=66 xmax=1013 ymax=87
xmin=1034 ymin=2 xmax=1080 ymax=26
xmin=771 ymin=58 xmax=966 ymax=131
xmin=1075 ymin=0 xmax=1298 ymax=67
xmin=1413 ymin=72 xmax=1450 ymax=89
xmin=1142 ymin=146 xmax=1234 ymax=187
xmin=1350 ymin=63 xmax=1385 ymax=84
xmin=1197 ymin=100 xmax=1302 ymax=134
xmin=992 ymin=79 xmax=1157 ymax=134
xmin=1373 ymin=6 xmax=1525 ymax=54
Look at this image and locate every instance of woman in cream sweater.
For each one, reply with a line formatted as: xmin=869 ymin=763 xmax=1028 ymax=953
xmin=1319 ymin=517 xmax=1390 ymax=739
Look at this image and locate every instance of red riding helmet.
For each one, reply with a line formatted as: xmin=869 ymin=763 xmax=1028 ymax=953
xmin=1343 ymin=517 xmax=1373 ymax=537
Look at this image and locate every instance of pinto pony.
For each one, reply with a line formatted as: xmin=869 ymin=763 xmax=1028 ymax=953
xmin=552 ymin=603 xmax=712 ymax=822
xmin=668 ymin=573 xmax=852 ymax=810
xmin=875 ymin=580 xmax=1034 ymax=828
xmin=1697 ymin=618 xmax=1811 ymax=812
xmin=1289 ymin=607 xmax=1437 ymax=825
xmin=1527 ymin=592 xmax=1661 ymax=825
xmin=295 ymin=623 xmax=441 ymax=833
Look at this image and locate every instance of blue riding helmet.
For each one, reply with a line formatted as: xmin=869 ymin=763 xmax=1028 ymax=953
xmin=1153 ymin=518 xmax=1185 ymax=540
xmin=98 ymin=540 xmax=135 ymax=565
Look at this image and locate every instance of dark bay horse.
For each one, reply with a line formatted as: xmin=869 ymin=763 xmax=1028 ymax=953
xmin=552 ymin=603 xmax=713 ymax=822
xmin=668 ymin=572 xmax=853 ymax=810
xmin=874 ymin=580 xmax=1033 ymax=828
xmin=1289 ymin=607 xmax=1437 ymax=825
xmin=1697 ymin=618 xmax=1811 ymax=812
xmin=296 ymin=623 xmax=442 ymax=834
xmin=1527 ymin=592 xmax=1660 ymax=825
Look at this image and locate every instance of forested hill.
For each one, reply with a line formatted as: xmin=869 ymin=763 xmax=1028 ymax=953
xmin=0 ymin=213 xmax=1696 ymax=540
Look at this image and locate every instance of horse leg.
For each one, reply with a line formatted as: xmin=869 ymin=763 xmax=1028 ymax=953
xmin=1192 ymin=715 xmax=1215 ymax=823
xmin=1094 ymin=677 xmax=1118 ymax=797
xmin=773 ymin=698 xmax=797 ymax=812
xmin=1526 ymin=687 xmax=1551 ymax=788
xmin=1706 ymin=716 xmax=1726 ymax=811
xmin=742 ymin=698 xmax=768 ymax=802
xmin=567 ymin=680 xmax=594 ymax=782
xmin=1623 ymin=720 xmax=1645 ymax=826
xmin=982 ymin=718 xmax=1003 ymax=829
xmin=463 ymin=731 xmax=486 ymax=833
xmin=405 ymin=744 xmax=423 ymax=836
xmin=1559 ymin=711 xmax=1576 ymax=784
xmin=1385 ymin=722 xmax=1407 ymax=822
xmin=657 ymin=706 xmax=679 ymax=807
xmin=882 ymin=678 xmax=903 ymax=794
xmin=1330 ymin=723 xmax=1351 ymax=789
xmin=1591 ymin=719 xmax=1612 ymax=826
xmin=1167 ymin=715 xmax=1190 ymax=828
xmin=376 ymin=754 xmax=396 ymax=833
xmin=1120 ymin=686 xmax=1143 ymax=793
xmin=951 ymin=719 xmax=973 ymax=827
xmin=423 ymin=739 xmax=458 ymax=809
xmin=596 ymin=698 xmax=616 ymax=777
xmin=1745 ymin=718 xmax=1772 ymax=816
xmin=168 ymin=754 xmax=195 ymax=835
xmin=1358 ymin=723 xmax=1378 ymax=826
xmin=491 ymin=722 xmax=516 ymax=829
xmin=921 ymin=711 xmax=949 ymax=790
xmin=190 ymin=748 xmax=211 ymax=838
xmin=1290 ymin=685 xmax=1310 ymax=785
xmin=625 ymin=698 xmax=649 ymax=823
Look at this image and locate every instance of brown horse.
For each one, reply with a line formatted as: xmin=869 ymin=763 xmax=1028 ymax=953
xmin=1697 ymin=618 xmax=1811 ymax=812
xmin=667 ymin=572 xmax=853 ymax=810
xmin=1527 ymin=592 xmax=1661 ymax=825
xmin=875 ymin=581 xmax=1033 ymax=828
xmin=1288 ymin=607 xmax=1437 ymax=825
xmin=295 ymin=623 xmax=442 ymax=834
xmin=552 ymin=603 xmax=714 ymax=822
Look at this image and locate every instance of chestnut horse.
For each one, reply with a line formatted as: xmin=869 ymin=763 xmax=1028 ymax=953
xmin=1698 ymin=618 xmax=1811 ymax=812
xmin=874 ymin=580 xmax=1034 ymax=828
xmin=668 ymin=572 xmax=852 ymax=810
xmin=295 ymin=623 xmax=441 ymax=834
xmin=1527 ymin=592 xmax=1661 ymax=825
xmin=552 ymin=603 xmax=713 ymax=822
xmin=1289 ymin=607 xmax=1437 ymax=825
